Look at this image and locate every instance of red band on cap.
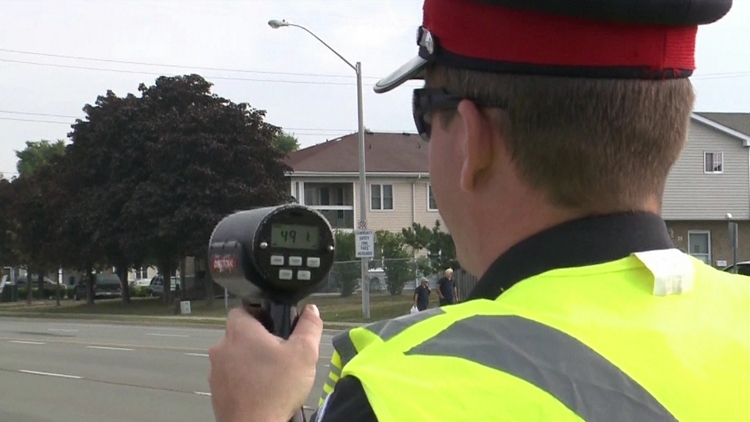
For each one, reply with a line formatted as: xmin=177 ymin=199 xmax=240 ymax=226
xmin=423 ymin=0 xmax=697 ymax=71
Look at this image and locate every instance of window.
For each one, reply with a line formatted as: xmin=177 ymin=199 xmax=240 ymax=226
xmin=704 ymin=152 xmax=723 ymax=174
xmin=687 ymin=231 xmax=711 ymax=264
xmin=427 ymin=184 xmax=438 ymax=211
xmin=370 ymin=184 xmax=394 ymax=210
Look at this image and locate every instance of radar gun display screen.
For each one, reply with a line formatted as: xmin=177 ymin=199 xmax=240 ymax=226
xmin=271 ymin=224 xmax=320 ymax=250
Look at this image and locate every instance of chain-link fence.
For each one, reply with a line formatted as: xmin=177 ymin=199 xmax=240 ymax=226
xmin=327 ymin=257 xmax=443 ymax=296
xmin=219 ymin=258 xmax=479 ymax=311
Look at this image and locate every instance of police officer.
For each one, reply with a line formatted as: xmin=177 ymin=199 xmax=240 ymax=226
xmin=208 ymin=0 xmax=750 ymax=421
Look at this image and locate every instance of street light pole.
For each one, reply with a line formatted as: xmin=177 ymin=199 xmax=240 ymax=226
xmin=727 ymin=213 xmax=738 ymax=273
xmin=269 ymin=19 xmax=370 ymax=319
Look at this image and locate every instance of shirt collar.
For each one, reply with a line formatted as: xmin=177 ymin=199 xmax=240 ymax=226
xmin=466 ymin=212 xmax=674 ymax=301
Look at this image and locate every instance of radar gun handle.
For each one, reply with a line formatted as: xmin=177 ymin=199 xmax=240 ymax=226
xmin=242 ymin=299 xmax=306 ymax=422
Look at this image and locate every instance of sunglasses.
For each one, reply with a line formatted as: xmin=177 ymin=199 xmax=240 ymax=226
xmin=411 ymin=88 xmax=504 ymax=141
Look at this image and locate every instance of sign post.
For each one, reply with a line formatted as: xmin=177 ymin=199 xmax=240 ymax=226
xmin=355 ymin=229 xmax=374 ymax=318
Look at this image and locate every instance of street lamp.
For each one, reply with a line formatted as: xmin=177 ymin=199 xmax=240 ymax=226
xmin=268 ymin=19 xmax=371 ymax=319
xmin=727 ymin=213 xmax=738 ymax=273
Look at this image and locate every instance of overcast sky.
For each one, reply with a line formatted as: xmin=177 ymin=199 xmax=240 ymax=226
xmin=1 ymin=0 xmax=749 ymax=177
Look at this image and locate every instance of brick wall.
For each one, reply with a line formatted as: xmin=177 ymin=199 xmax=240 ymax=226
xmin=666 ymin=220 xmax=750 ymax=267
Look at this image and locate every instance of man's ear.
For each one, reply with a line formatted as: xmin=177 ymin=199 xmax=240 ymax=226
xmin=456 ymin=100 xmax=494 ymax=193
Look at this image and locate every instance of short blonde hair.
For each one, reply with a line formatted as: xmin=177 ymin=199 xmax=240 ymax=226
xmin=444 ymin=268 xmax=454 ymax=276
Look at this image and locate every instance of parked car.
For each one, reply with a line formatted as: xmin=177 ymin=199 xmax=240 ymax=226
xmin=129 ymin=278 xmax=152 ymax=288
xmin=148 ymin=275 xmax=181 ymax=297
xmin=13 ymin=275 xmax=60 ymax=290
xmin=721 ymin=261 xmax=750 ymax=276
xmin=73 ymin=274 xmax=123 ymax=300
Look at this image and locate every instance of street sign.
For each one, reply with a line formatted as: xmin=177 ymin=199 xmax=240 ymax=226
xmin=355 ymin=230 xmax=375 ymax=258
xmin=358 ymin=220 xmax=367 ymax=229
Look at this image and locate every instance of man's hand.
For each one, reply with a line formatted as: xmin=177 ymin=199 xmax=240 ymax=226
xmin=208 ymin=304 xmax=323 ymax=422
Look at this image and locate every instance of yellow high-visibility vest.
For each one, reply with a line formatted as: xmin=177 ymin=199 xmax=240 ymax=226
xmin=321 ymin=253 xmax=750 ymax=421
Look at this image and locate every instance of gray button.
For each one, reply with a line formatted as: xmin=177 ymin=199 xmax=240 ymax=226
xmin=279 ymin=269 xmax=293 ymax=280
xmin=289 ymin=256 xmax=303 ymax=266
xmin=307 ymin=257 xmax=321 ymax=268
xmin=297 ymin=270 xmax=311 ymax=281
xmin=271 ymin=255 xmax=284 ymax=266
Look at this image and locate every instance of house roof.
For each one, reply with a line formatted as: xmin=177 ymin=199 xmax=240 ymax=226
xmin=288 ymin=114 xmax=750 ymax=174
xmin=285 ymin=132 xmax=429 ymax=173
xmin=693 ymin=112 xmax=750 ymax=137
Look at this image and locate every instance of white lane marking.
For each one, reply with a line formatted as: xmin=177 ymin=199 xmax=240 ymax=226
xmin=194 ymin=391 xmax=212 ymax=396
xmin=48 ymin=328 xmax=78 ymax=332
xmin=19 ymin=370 xmax=82 ymax=379
xmin=146 ymin=333 xmax=189 ymax=338
xmin=185 ymin=353 xmax=209 ymax=357
xmin=87 ymin=346 xmax=134 ymax=351
xmin=10 ymin=340 xmax=45 ymax=345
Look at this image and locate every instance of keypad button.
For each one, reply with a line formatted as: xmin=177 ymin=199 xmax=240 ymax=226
xmin=297 ymin=270 xmax=311 ymax=281
xmin=279 ymin=269 xmax=293 ymax=280
xmin=271 ymin=255 xmax=284 ymax=266
xmin=307 ymin=257 xmax=321 ymax=268
xmin=289 ymin=256 xmax=303 ymax=266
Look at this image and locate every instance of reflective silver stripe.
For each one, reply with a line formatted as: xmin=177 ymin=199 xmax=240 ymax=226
xmin=406 ymin=315 xmax=677 ymax=422
xmin=364 ymin=307 xmax=445 ymax=341
xmin=331 ymin=330 xmax=358 ymax=366
xmin=332 ymin=308 xmax=446 ymax=366
xmin=328 ymin=363 xmax=342 ymax=380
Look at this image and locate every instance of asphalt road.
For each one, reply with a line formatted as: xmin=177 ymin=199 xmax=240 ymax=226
xmin=0 ymin=318 xmax=336 ymax=422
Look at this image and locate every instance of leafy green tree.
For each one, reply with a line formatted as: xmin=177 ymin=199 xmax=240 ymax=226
xmin=401 ymin=222 xmax=432 ymax=252
xmin=374 ymin=231 xmax=414 ymax=295
xmin=401 ymin=220 xmax=459 ymax=275
xmin=10 ymin=142 xmax=69 ymax=302
xmin=0 ymin=177 xmax=18 ymax=267
xmin=331 ymin=230 xmax=359 ymax=297
xmin=426 ymin=220 xmax=459 ymax=274
xmin=15 ymin=140 xmax=66 ymax=177
xmin=272 ymin=132 xmax=300 ymax=155
xmin=68 ymin=74 xmax=291 ymax=304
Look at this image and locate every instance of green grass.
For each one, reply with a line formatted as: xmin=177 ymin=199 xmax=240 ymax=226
xmin=301 ymin=292 xmax=430 ymax=322
xmin=0 ymin=291 xmax=432 ymax=325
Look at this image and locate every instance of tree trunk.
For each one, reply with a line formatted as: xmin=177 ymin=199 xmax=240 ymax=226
xmin=86 ymin=268 xmax=95 ymax=306
xmin=55 ymin=269 xmax=60 ymax=307
xmin=116 ymin=263 xmax=131 ymax=304
xmin=159 ymin=259 xmax=173 ymax=304
xmin=25 ymin=267 xmax=32 ymax=305
xmin=204 ymin=270 xmax=214 ymax=309
xmin=37 ymin=272 xmax=44 ymax=300
xmin=179 ymin=256 xmax=186 ymax=301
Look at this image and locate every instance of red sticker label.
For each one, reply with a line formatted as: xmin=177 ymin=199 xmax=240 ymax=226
xmin=211 ymin=254 xmax=237 ymax=273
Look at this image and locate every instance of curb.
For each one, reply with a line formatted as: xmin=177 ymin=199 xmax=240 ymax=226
xmin=0 ymin=312 xmax=361 ymax=332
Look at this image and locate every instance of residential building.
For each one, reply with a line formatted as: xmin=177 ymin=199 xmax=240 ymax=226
xmin=286 ymin=113 xmax=750 ymax=267
xmin=285 ymin=132 xmax=443 ymax=233
xmin=663 ymin=112 xmax=750 ymax=267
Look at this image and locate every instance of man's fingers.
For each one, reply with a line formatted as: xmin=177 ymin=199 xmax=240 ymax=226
xmin=289 ymin=304 xmax=323 ymax=359
xmin=226 ymin=307 xmax=267 ymax=343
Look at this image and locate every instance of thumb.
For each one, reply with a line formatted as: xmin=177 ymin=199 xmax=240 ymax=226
xmin=289 ymin=304 xmax=324 ymax=359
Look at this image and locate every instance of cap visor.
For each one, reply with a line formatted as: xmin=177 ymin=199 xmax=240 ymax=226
xmin=373 ymin=55 xmax=427 ymax=94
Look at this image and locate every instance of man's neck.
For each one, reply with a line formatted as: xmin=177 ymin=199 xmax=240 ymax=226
xmin=471 ymin=200 xmax=661 ymax=277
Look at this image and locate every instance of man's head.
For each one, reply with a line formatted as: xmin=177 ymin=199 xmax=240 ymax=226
xmin=444 ymin=268 xmax=453 ymax=279
xmin=374 ymin=0 xmax=732 ymax=276
xmin=421 ymin=278 xmax=429 ymax=287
